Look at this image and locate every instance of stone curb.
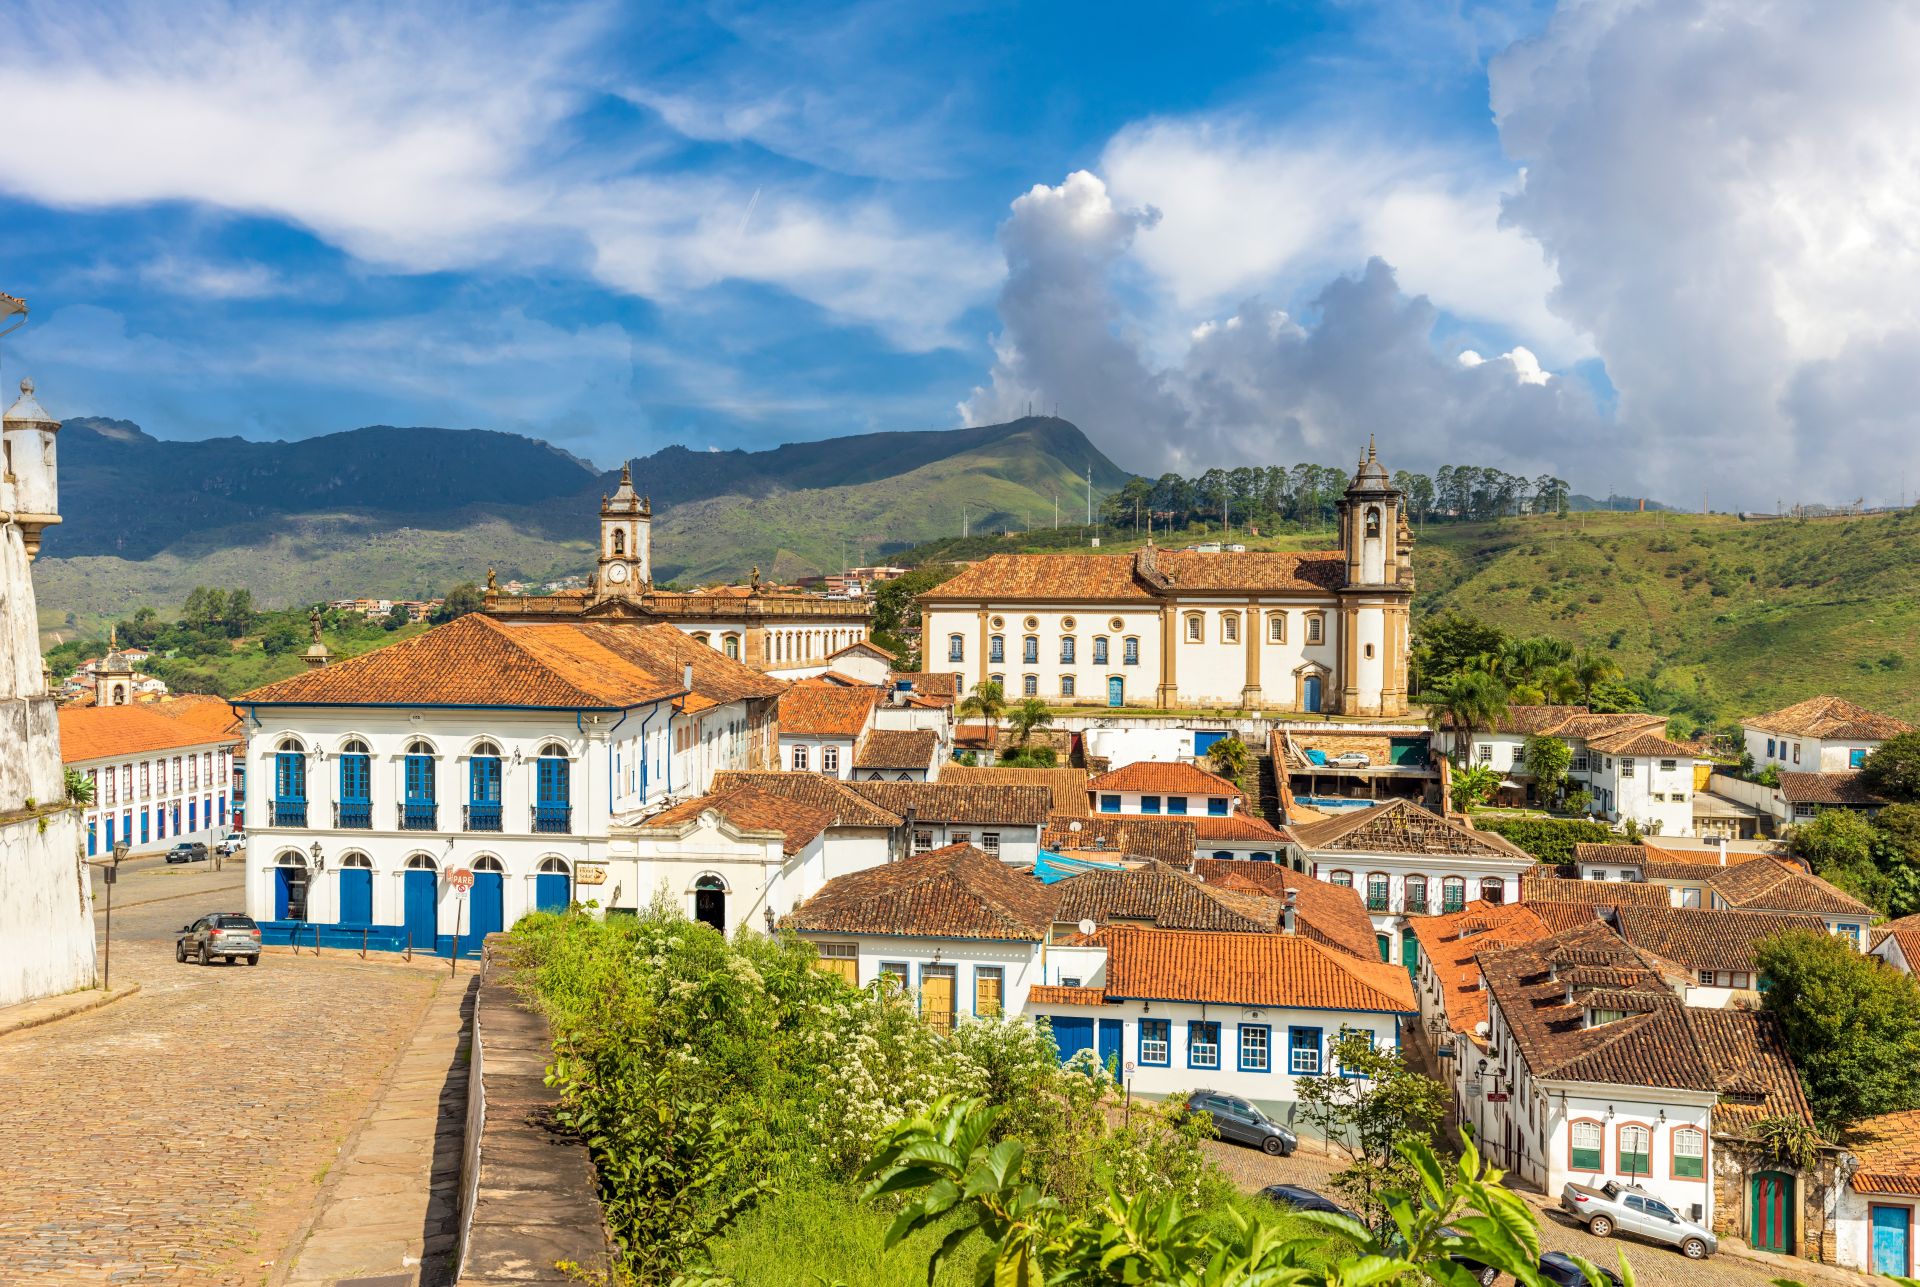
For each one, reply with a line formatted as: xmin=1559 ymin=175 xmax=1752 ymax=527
xmin=0 ymin=982 xmax=141 ymax=1040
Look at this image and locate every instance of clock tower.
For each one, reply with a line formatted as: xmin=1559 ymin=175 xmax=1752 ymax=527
xmin=596 ymin=461 xmax=650 ymax=599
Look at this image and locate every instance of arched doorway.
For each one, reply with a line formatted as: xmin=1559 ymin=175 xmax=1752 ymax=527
xmin=467 ymin=856 xmax=506 ymax=947
xmin=535 ymin=857 xmax=571 ymax=912
xmin=274 ymin=851 xmax=309 ymax=921
xmin=338 ymin=852 xmax=373 ymax=926
xmin=1303 ymin=675 xmax=1323 ymax=713
xmin=403 ymin=855 xmax=438 ymax=950
xmin=693 ymin=874 xmax=726 ymax=933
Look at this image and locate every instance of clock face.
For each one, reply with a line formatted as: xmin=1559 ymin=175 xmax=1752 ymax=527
xmin=606 ymin=562 xmax=630 ymax=584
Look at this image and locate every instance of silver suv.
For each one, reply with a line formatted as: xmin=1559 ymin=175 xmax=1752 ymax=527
xmin=1561 ymin=1181 xmax=1716 ymax=1258
xmin=177 ymin=913 xmax=262 ymax=966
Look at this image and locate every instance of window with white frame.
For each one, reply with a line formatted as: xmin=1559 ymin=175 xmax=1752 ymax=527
xmin=1673 ymin=1127 xmax=1704 ymax=1178
xmin=1022 ymin=674 xmax=1038 ymax=697
xmin=1188 ymin=1021 xmax=1220 ymax=1069
xmin=1570 ymin=1120 xmax=1603 ymax=1170
xmin=792 ymin=745 xmax=810 ymax=771
xmin=1140 ymin=1019 xmax=1170 ymax=1065
xmin=912 ymin=829 xmax=933 ymax=852
xmin=1288 ymin=1026 xmax=1321 ymax=1074
xmin=981 ymin=832 xmax=1001 ymax=855
xmin=1621 ymin=759 xmax=1635 ymax=777
xmin=821 ymin=746 xmax=840 ymax=774
xmin=1238 ymin=1024 xmax=1269 ymax=1071
xmin=1659 ymin=759 xmax=1678 ymax=773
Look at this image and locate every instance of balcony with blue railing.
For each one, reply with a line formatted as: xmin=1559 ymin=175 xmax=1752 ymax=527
xmin=465 ymin=802 xmax=503 ymax=832
xmin=334 ymin=801 xmax=373 ymax=830
xmin=399 ymin=802 xmax=438 ymax=831
xmin=532 ymin=803 xmax=573 ymax=834
xmin=272 ymin=798 xmax=307 ymax=827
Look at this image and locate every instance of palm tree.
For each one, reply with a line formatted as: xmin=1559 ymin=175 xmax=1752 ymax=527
xmin=1574 ymin=651 xmax=1623 ymax=706
xmin=1425 ymin=670 xmax=1510 ymax=763
xmin=959 ymin=681 xmax=1007 ymax=750
xmin=1006 ymin=697 xmax=1054 ymax=746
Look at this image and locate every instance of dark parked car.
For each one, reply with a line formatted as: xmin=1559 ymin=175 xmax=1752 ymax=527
xmin=164 ymin=841 xmax=209 ymax=864
xmin=1258 ymin=1184 xmax=1359 ymax=1221
xmin=1381 ymin=1226 xmax=1500 ymax=1287
xmin=1537 ymin=1252 xmax=1624 ymax=1287
xmin=1186 ymin=1090 xmax=1297 ymax=1155
xmin=176 ymin=913 xmax=261 ymax=966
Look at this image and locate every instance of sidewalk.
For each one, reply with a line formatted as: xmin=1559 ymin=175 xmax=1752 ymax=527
xmin=0 ymin=982 xmax=140 ymax=1040
xmin=273 ymin=972 xmax=476 ymax=1287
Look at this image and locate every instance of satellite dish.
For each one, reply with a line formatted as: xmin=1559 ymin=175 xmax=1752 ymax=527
xmin=1077 ymin=918 xmax=1097 ymax=937
xmin=1069 ymin=820 xmax=1083 ymax=832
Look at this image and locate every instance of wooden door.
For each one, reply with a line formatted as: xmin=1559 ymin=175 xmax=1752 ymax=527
xmin=920 ymin=966 xmax=955 ymax=1034
xmin=1752 ymin=1172 xmax=1795 ymax=1254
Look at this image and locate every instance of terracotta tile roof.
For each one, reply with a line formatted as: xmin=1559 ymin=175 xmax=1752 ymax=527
xmin=1528 ymin=901 xmax=1607 ymax=932
xmin=891 ymin=672 xmax=961 ymax=699
xmin=59 ymin=703 xmax=241 ymax=764
xmin=146 ymin=694 xmax=244 ymax=741
xmin=1190 ymin=857 xmax=1294 ymax=898
xmin=1054 ymin=861 xmax=1278 ymax=933
xmin=1879 ymin=928 xmax=1920 ymax=968
xmin=1777 ymin=771 xmax=1888 ymax=806
xmin=1874 ymin=914 xmax=1920 ymax=948
xmin=1555 ymin=712 xmax=1673 ymax=741
xmin=1291 ymin=798 xmax=1531 ymax=861
xmin=238 ymin=615 xmax=782 ymax=712
xmin=1181 ymin=865 xmax=1380 ymax=961
xmin=778 ymin=684 xmax=878 ymax=737
xmin=1521 ymin=873 xmax=1675 ymax=907
xmin=708 ymin=770 xmax=903 ymax=829
xmin=1042 ymin=815 xmax=1197 ymax=864
xmin=829 ymin=638 xmax=898 ymax=661
xmin=1704 ymin=857 xmax=1874 ymax=916
xmin=785 ymin=843 xmax=1059 ymax=940
xmin=1573 ymin=843 xmax=1648 ymax=866
xmin=954 ymin=722 xmax=994 ymax=747
xmin=1098 ymin=925 xmax=1416 ymax=1013
xmin=919 ymin=547 xmax=1345 ymax=603
xmin=1746 ymin=696 xmax=1914 ymax=741
xmin=1088 ymin=760 xmax=1243 ymax=800
xmin=1478 ymin=924 xmax=1810 ymax=1129
xmin=852 ymin=781 xmax=1053 ymax=826
xmin=1189 ymin=814 xmax=1289 ymax=843
xmin=1850 ymin=1109 xmax=1920 ymax=1193
xmin=923 ymin=553 xmax=1156 ymax=602
xmin=1611 ymin=906 xmax=1830 ymax=973
xmin=1438 ymin=705 xmax=1668 ymax=741
xmin=1028 ymin=985 xmax=1111 ymax=1006
xmin=944 ymin=766 xmax=1092 ymax=816
xmin=1584 ymin=728 xmax=1696 ymax=758
xmin=1144 ymin=548 xmax=1346 ymax=594
xmin=638 ymin=786 xmax=832 ymax=855
xmin=854 ymin=728 xmax=939 ymax=770
xmin=1409 ymin=902 xmax=1557 ymax=1035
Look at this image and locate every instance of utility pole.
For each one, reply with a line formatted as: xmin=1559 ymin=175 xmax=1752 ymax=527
xmin=1053 ymin=490 xmax=1058 ymax=530
xmin=962 ymin=504 xmax=969 ymax=539
xmin=1086 ymin=466 xmax=1092 ymax=525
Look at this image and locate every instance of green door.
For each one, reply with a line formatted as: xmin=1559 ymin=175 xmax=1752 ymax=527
xmin=1752 ymin=1171 xmax=1794 ymax=1254
xmin=1402 ymin=927 xmax=1420 ymax=981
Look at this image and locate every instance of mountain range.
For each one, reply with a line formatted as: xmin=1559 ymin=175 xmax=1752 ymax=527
xmin=34 ymin=415 xmax=1132 ymax=631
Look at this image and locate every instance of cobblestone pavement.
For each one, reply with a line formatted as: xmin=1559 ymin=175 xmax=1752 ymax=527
xmin=1201 ymin=1137 xmax=1868 ymax=1287
xmin=0 ymin=861 xmax=446 ymax=1285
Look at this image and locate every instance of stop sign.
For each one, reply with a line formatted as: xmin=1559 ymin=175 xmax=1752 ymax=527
xmin=449 ymin=867 xmax=474 ymax=892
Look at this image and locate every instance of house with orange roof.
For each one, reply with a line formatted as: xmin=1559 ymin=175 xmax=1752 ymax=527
xmin=1088 ymin=759 xmax=1244 ymax=818
xmin=1742 ymin=695 xmax=1913 ymax=776
xmin=230 ymin=613 xmax=784 ymax=954
xmin=776 ymin=680 xmax=879 ymax=778
xmin=59 ymin=696 xmax=242 ymax=859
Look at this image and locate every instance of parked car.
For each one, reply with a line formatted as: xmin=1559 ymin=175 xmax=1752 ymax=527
xmin=176 ymin=913 xmax=261 ymax=966
xmin=1537 ymin=1252 xmax=1624 ymax=1287
xmin=1560 ymin=1181 xmax=1716 ymax=1259
xmin=1185 ymin=1090 xmax=1297 ymax=1155
xmin=163 ymin=841 xmax=209 ymax=864
xmin=214 ymin=836 xmax=245 ymax=856
xmin=1381 ymin=1226 xmax=1500 ymax=1287
xmin=1330 ymin=750 xmax=1371 ymax=767
xmin=1258 ymin=1184 xmax=1358 ymax=1220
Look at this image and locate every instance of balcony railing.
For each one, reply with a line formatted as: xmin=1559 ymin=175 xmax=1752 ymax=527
xmin=399 ymin=802 xmax=438 ymax=831
xmin=335 ymin=801 xmax=372 ymax=830
xmin=1366 ymin=893 xmax=1390 ymax=913
xmin=465 ymin=803 xmax=504 ymax=832
xmin=532 ymin=804 xmax=573 ymax=835
xmin=272 ymin=799 xmax=307 ymax=827
xmin=1405 ymin=894 xmax=1429 ymax=915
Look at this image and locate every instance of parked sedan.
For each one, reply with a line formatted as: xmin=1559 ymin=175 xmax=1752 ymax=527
xmin=1537 ymin=1252 xmax=1624 ymax=1287
xmin=176 ymin=913 xmax=261 ymax=966
xmin=164 ymin=841 xmax=209 ymax=864
xmin=1185 ymin=1090 xmax=1297 ymax=1155
xmin=1560 ymin=1181 xmax=1715 ymax=1259
xmin=1258 ymin=1185 xmax=1359 ymax=1221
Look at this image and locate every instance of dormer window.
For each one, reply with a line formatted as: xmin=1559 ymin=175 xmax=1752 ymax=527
xmin=1586 ymin=1007 xmax=1629 ymax=1026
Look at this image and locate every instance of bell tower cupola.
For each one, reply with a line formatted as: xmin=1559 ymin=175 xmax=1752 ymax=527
xmin=1336 ymin=436 xmax=1401 ymax=588
xmin=595 ymin=460 xmax=650 ymax=599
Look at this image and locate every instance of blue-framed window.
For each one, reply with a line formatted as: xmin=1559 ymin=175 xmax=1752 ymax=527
xmin=217 ymin=795 xmax=226 ymax=825
xmin=187 ymin=802 xmax=195 ymax=832
xmin=87 ymin=818 xmax=96 ymax=856
xmin=105 ymin=817 xmax=115 ymax=851
xmin=467 ymin=746 xmax=502 ymax=831
xmin=1238 ymin=1024 xmax=1272 ymax=1073
xmin=1288 ymin=1026 xmax=1323 ymax=1075
xmin=1766 ymin=738 xmax=1776 ymax=757
xmin=1140 ymin=795 xmax=1161 ymax=814
xmin=273 ymin=741 xmax=307 ymax=827
xmin=1852 ymin=748 xmax=1868 ymax=768
xmin=1123 ymin=637 xmax=1139 ymax=665
xmin=534 ymin=746 xmax=572 ymax=833
xmin=1167 ymin=797 xmax=1188 ymax=815
xmin=1339 ymin=1028 xmax=1374 ymax=1076
xmin=1188 ymin=1021 xmax=1220 ymax=1069
xmin=1022 ymin=636 xmax=1039 ymax=664
xmin=1060 ymin=637 xmax=1075 ymax=663
xmin=139 ymin=809 xmax=149 ymax=843
xmin=1208 ymin=797 xmax=1229 ymax=816
xmin=1139 ymin=1019 xmax=1171 ymax=1066
xmin=949 ymin=634 xmax=965 ymax=663
xmin=1099 ymin=794 xmax=1121 ymax=813
xmin=989 ymin=635 xmax=1004 ymax=663
xmin=338 ymin=743 xmax=372 ymax=829
xmin=1093 ymin=637 xmax=1109 ymax=665
xmin=402 ymin=743 xmax=437 ymax=830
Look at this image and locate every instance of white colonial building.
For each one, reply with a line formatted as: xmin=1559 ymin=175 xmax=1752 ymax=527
xmin=234 ymin=612 xmax=783 ymax=954
xmin=1742 ymin=696 xmax=1913 ymax=775
xmin=61 ymin=697 xmax=240 ymax=858
xmin=918 ymin=443 xmax=1413 ymax=715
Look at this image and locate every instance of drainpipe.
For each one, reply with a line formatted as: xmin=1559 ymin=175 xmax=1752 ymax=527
xmin=636 ymin=702 xmax=660 ymax=806
xmin=604 ymin=706 xmax=630 ymax=817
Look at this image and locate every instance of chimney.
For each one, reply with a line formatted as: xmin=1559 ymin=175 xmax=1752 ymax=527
xmin=1282 ymin=887 xmax=1299 ymax=935
xmin=1718 ymin=836 xmax=1728 ymax=866
xmin=682 ymin=663 xmax=694 ymax=691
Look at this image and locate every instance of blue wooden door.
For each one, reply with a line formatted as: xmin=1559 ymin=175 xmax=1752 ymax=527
xmin=1194 ymin=731 xmax=1225 ymax=755
xmin=1303 ymin=676 xmax=1322 ymax=712
xmin=274 ymin=867 xmax=294 ymax=920
xmin=339 ymin=868 xmax=373 ymax=926
xmin=1107 ymin=677 xmax=1124 ymax=707
xmin=535 ymin=872 xmax=570 ymax=912
xmin=403 ymin=869 xmax=438 ymax=949
xmin=1097 ymin=1019 xmax=1124 ymax=1073
xmin=1874 ymin=1205 xmax=1910 ymax=1276
xmin=467 ymin=872 xmax=505 ymax=946
xmin=1052 ymin=1016 xmax=1095 ymax=1063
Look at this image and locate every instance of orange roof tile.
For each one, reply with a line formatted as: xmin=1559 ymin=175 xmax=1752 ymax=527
xmin=854 ymin=728 xmax=939 ymax=770
xmin=1853 ymin=1110 xmax=1920 ymax=1193
xmin=638 ymin=786 xmax=833 ymax=855
xmin=1088 ymin=760 xmax=1243 ymax=799
xmin=943 ymin=766 xmax=1092 ymax=816
xmin=920 ymin=547 xmax=1345 ymax=603
xmin=1409 ymin=901 xmax=1557 ymax=1035
xmin=1099 ymin=925 xmax=1415 ymax=1012
xmin=1746 ymin=696 xmax=1913 ymax=741
xmin=1028 ymin=985 xmax=1111 ymax=1006
xmin=59 ymin=703 xmax=242 ymax=764
xmin=786 ymin=843 xmax=1059 ymax=940
xmin=778 ymin=684 xmax=879 ymax=737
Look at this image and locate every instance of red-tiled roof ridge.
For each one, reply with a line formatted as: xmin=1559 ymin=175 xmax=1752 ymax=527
xmin=777 ymin=683 xmax=880 ymax=737
xmin=707 ymin=770 xmax=903 ymax=829
xmin=853 ymin=728 xmax=939 ymax=770
xmin=1745 ymin=696 xmax=1914 ymax=741
xmin=829 ymin=637 xmax=898 ymax=661
xmin=1087 ymin=760 xmax=1243 ymax=798
xmin=1291 ymin=797 xmax=1531 ymax=861
xmin=1096 ymin=924 xmax=1415 ymax=1012
xmin=851 ymin=781 xmax=1053 ymax=825
xmin=58 ymin=702 xmax=243 ymax=763
xmin=785 ymin=843 xmax=1060 ymax=940
xmin=944 ymin=766 xmax=1093 ymax=816
xmin=637 ymin=786 xmax=833 ymax=855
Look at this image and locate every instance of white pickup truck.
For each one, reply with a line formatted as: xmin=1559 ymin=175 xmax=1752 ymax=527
xmin=1560 ymin=1181 xmax=1717 ymax=1259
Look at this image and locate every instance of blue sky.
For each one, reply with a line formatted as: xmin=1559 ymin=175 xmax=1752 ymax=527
xmin=4 ymin=0 xmax=1918 ymax=506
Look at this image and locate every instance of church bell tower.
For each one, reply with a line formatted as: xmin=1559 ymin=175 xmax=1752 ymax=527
xmin=1333 ymin=438 xmax=1412 ymax=717
xmin=595 ymin=461 xmax=650 ymax=600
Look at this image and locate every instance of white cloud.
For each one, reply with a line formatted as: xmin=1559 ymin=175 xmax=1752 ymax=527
xmin=0 ymin=0 xmax=993 ymax=348
xmin=1459 ymin=346 xmax=1550 ymax=384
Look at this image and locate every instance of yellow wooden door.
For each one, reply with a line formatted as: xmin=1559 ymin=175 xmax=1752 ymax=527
xmin=975 ymin=970 xmax=1003 ymax=1018
xmin=920 ymin=968 xmax=955 ymax=1034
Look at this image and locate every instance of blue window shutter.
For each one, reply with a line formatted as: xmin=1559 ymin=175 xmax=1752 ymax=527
xmin=1208 ymin=798 xmax=1228 ymax=816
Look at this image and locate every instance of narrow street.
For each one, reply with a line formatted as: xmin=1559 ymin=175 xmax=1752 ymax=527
xmin=0 ymin=856 xmax=448 ymax=1285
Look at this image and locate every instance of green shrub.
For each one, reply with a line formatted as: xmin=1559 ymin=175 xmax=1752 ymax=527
xmin=1471 ymin=814 xmax=1619 ymax=863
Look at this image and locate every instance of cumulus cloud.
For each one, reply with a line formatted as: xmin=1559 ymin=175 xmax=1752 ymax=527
xmin=961 ymin=171 xmax=1603 ymax=477
xmin=1490 ymin=0 xmax=1920 ymax=505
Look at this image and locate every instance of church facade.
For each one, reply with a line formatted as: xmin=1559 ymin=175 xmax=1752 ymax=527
xmin=919 ymin=445 xmax=1413 ymax=716
xmin=482 ymin=463 xmax=872 ymax=678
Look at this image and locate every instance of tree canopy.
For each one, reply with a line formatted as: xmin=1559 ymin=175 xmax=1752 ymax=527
xmin=1756 ymin=928 xmax=1920 ymax=1134
xmin=1865 ymin=732 xmax=1920 ymax=803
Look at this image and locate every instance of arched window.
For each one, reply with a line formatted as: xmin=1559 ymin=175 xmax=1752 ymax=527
xmin=612 ymin=529 xmax=626 ymax=556
xmin=111 ymin=683 xmax=127 ymax=705
xmin=1022 ymin=635 xmax=1039 ymax=664
xmin=949 ymin=633 xmax=965 ymax=663
xmin=338 ymin=738 xmax=372 ymax=829
xmin=693 ymin=632 xmax=710 ymax=646
xmin=1022 ymin=674 xmax=1038 ymax=697
xmin=1093 ymin=636 xmax=1109 ymax=665
xmin=1480 ymin=877 xmax=1505 ymax=906
xmin=1059 ymin=635 xmax=1076 ymax=663
xmin=273 ymin=848 xmax=312 ymax=920
xmin=1672 ymin=1127 xmax=1705 ymax=1179
xmin=538 ymin=856 xmax=569 ymax=873
xmin=1569 ymin=1119 xmax=1604 ymax=1171
xmin=472 ymin=855 xmax=505 ymax=872
xmin=1404 ymin=874 xmax=1429 ymax=915
xmin=402 ymin=740 xmax=436 ymax=831
xmin=535 ymin=856 xmax=571 ymax=914
xmin=274 ymin=738 xmax=307 ymax=827
xmin=693 ymin=874 xmax=726 ymax=932
xmin=724 ymin=635 xmax=739 ymax=661
xmin=1366 ymin=506 xmax=1381 ymax=538
xmin=1441 ymin=876 xmax=1466 ymax=913
xmin=1123 ymin=636 xmax=1140 ymax=665
xmin=1365 ymin=872 xmax=1389 ymax=912
xmin=535 ymin=743 xmax=570 ymax=834
xmin=467 ymin=741 xmax=502 ymax=832
xmin=340 ymin=851 xmax=372 ymax=868
xmin=792 ymin=745 xmax=810 ymax=771
xmin=1617 ymin=1124 xmax=1652 ymax=1179
xmin=405 ymin=853 xmax=438 ymax=869
xmin=1328 ymin=869 xmax=1353 ymax=888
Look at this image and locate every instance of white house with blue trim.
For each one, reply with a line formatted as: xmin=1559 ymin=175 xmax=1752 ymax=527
xmin=234 ymin=612 xmax=783 ymax=955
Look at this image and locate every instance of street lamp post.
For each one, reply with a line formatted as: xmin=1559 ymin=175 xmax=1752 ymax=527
xmin=307 ymin=841 xmax=325 ymax=955
xmin=104 ymin=841 xmax=128 ymax=989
